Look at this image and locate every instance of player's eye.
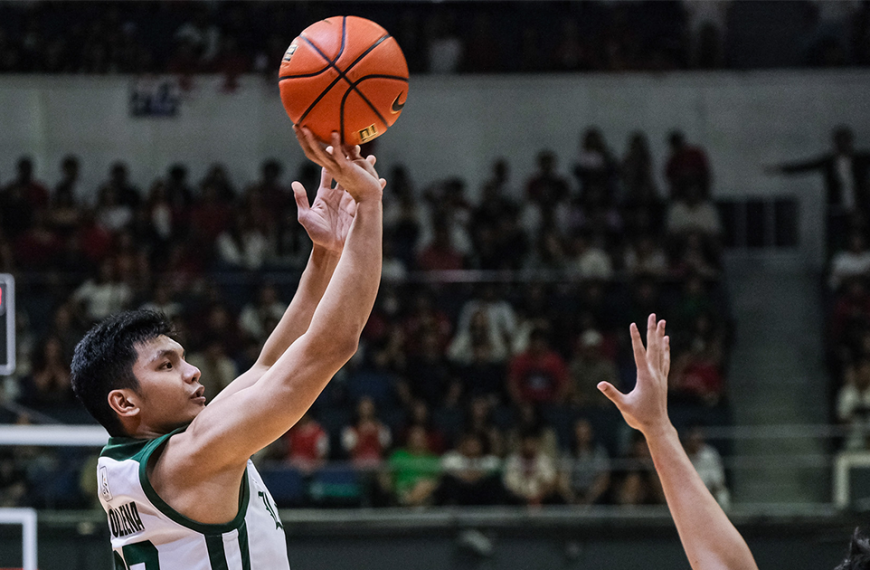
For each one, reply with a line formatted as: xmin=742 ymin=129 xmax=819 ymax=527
xmin=161 ymin=361 xmax=173 ymax=370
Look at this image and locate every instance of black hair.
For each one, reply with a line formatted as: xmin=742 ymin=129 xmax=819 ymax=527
xmin=70 ymin=310 xmax=172 ymax=437
xmin=834 ymin=529 xmax=870 ymax=570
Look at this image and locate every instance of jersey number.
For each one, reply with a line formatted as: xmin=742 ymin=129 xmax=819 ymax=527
xmin=114 ymin=540 xmax=160 ymax=570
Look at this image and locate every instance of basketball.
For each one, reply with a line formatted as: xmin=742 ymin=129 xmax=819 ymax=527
xmin=278 ymin=16 xmax=409 ymax=146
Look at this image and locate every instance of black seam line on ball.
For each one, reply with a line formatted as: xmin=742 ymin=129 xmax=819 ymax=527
xmin=298 ymin=32 xmax=392 ymax=134
xmin=294 ymin=18 xmax=348 ymax=123
xmin=347 ymin=74 xmax=409 ymax=129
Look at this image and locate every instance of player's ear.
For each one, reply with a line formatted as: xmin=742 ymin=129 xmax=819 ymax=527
xmin=108 ymin=388 xmax=141 ymax=419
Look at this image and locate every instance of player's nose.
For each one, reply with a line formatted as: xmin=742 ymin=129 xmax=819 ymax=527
xmin=183 ymin=361 xmax=201 ymax=383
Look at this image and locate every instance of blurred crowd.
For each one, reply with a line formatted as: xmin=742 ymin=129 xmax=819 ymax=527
xmin=0 ymin=123 xmax=734 ymax=509
xmin=0 ymin=0 xmax=869 ymax=79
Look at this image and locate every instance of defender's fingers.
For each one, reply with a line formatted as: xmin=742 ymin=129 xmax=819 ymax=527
xmin=657 ymin=320 xmax=667 ymax=372
xmin=598 ymin=382 xmax=627 ymax=410
xmin=291 ymin=181 xmax=310 ymax=215
xmin=663 ymin=336 xmax=671 ymax=379
xmin=629 ymin=322 xmax=648 ymax=369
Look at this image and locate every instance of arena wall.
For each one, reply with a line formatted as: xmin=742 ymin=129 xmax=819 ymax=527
xmin=0 ymin=71 xmax=868 ymax=203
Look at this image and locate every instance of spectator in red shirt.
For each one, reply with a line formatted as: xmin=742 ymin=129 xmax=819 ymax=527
xmin=282 ymin=412 xmax=329 ymax=474
xmin=508 ymin=328 xmax=570 ymax=405
xmin=417 ymin=221 xmax=464 ymax=271
xmin=342 ymin=397 xmax=392 ymax=468
xmin=664 ymin=130 xmax=711 ymax=200
xmin=1 ymin=157 xmax=50 ymax=239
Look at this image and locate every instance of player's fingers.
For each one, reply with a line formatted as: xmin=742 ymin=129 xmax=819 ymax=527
xmin=366 ymin=154 xmax=377 ymax=166
xmin=657 ymin=320 xmax=667 ymax=372
xmin=328 ymin=132 xmax=350 ymax=167
xmin=291 ymin=181 xmax=310 ymax=215
xmin=629 ymin=322 xmax=648 ymax=370
xmin=597 ymin=382 xmax=627 ymax=410
xmin=319 ymin=167 xmax=334 ymax=191
xmin=344 ymin=144 xmax=363 ymax=161
xmin=379 ymin=177 xmax=387 ymax=189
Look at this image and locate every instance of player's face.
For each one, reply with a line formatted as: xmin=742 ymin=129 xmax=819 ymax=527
xmin=131 ymin=335 xmax=205 ymax=433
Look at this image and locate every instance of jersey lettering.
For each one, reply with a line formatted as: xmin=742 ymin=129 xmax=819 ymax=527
xmin=109 ymin=501 xmax=146 ymax=538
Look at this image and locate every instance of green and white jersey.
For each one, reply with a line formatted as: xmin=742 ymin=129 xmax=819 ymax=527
xmin=98 ymin=428 xmax=290 ymax=570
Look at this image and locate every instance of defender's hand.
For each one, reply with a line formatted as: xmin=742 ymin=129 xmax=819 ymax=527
xmin=294 ymin=126 xmax=385 ymax=203
xmin=598 ymin=314 xmax=671 ymax=436
xmin=292 ymin=167 xmax=357 ymax=254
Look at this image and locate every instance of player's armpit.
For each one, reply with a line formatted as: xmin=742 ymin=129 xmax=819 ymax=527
xmin=161 ymin=332 xmax=356 ymax=475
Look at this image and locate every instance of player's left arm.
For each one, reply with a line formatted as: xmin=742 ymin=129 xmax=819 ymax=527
xmin=210 ymin=164 xmax=361 ymax=405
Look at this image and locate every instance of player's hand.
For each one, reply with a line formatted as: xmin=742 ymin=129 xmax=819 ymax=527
xmin=598 ymin=314 xmax=671 ymax=436
xmin=294 ymin=126 xmax=385 ymax=203
xmin=292 ymin=167 xmax=357 ymax=254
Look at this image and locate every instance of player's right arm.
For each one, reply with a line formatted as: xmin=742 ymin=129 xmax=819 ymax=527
xmin=165 ymin=130 xmax=384 ymax=472
xmin=598 ymin=314 xmax=758 ymax=570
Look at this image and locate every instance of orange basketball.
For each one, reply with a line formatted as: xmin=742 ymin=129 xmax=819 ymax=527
xmin=278 ymin=16 xmax=409 ymax=146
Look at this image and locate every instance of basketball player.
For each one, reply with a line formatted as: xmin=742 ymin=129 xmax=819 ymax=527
xmin=70 ymin=127 xmax=385 ymax=569
xmin=600 ymin=314 xmax=870 ymax=570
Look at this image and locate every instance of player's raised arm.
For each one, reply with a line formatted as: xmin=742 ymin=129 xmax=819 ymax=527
xmin=598 ymin=314 xmax=758 ymax=570
xmin=209 ymin=156 xmax=363 ymax=404
xmin=164 ymin=129 xmax=384 ymax=471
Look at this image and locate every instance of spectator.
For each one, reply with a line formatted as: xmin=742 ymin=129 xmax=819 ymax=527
xmin=0 ymin=157 xmax=49 ymax=239
xmin=462 ymin=396 xmax=506 ymax=457
xmin=766 ymin=125 xmax=870 ymax=251
xmin=187 ymin=337 xmax=237 ymax=400
xmin=505 ymin=402 xmax=559 ymax=460
xmin=342 ymin=397 xmax=392 ymax=468
xmin=72 ymin=259 xmax=133 ymax=323
xmin=573 ymin=127 xmax=618 ymax=200
xmin=401 ymin=330 xmax=461 ymax=409
xmin=281 ymin=411 xmax=329 ymax=474
xmin=426 ymin=9 xmax=463 ymax=73
xmin=417 ymin=220 xmax=464 ymax=271
xmin=13 ymin=210 xmax=62 ymax=270
xmin=568 ymin=329 xmax=619 ymax=407
xmin=401 ymin=291 xmax=452 ymax=357
xmin=450 ymin=321 xmax=510 ymax=402
xmin=21 ymin=336 xmax=74 ymax=408
xmin=666 ymin=182 xmax=722 ymax=238
xmin=455 ymin=284 xmax=517 ymax=353
xmin=838 ymin=357 xmax=870 ymax=450
xmin=437 ymin=432 xmax=504 ymax=505
xmin=615 ymin=434 xmax=666 ymax=506
xmin=190 ymin=183 xmax=234 ymax=248
xmin=830 ymin=277 xmax=870 ymax=358
xmin=526 ymin=150 xmax=571 ymax=208
xmin=0 ymin=448 xmax=28 ymax=507
xmin=98 ymin=162 xmax=141 ymax=209
xmin=503 ymin=431 xmax=561 ymax=505
xmin=830 ymin=231 xmax=870 ymax=289
xmin=95 ymin=184 xmax=133 ymax=233
xmin=558 ymin=419 xmax=611 ymax=505
xmin=239 ymin=282 xmax=287 ymax=344
xmin=139 ymin=283 xmax=183 ymax=320
xmin=684 ymin=425 xmax=730 ymax=506
xmin=565 ymin=232 xmax=614 ymax=280
xmin=398 ymin=399 xmax=446 ymax=454
xmin=670 ymin=313 xmax=725 ymax=406
xmin=49 ymin=155 xmax=83 ymax=234
xmin=624 ymin=234 xmax=668 ymax=277
xmin=621 ymin=131 xmax=659 ymax=203
xmin=384 ymin=425 xmax=441 ymax=506
xmin=664 ymin=130 xmax=711 ymax=200
xmin=215 ymin=212 xmax=270 ymax=271
xmin=508 ymin=328 xmax=570 ymax=406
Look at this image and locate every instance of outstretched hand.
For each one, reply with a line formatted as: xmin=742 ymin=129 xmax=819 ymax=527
xmin=292 ymin=167 xmax=357 ymax=254
xmin=294 ymin=126 xmax=385 ymax=203
xmin=598 ymin=314 xmax=671 ymax=435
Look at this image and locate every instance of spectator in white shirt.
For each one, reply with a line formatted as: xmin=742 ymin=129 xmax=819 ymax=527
xmin=565 ymin=232 xmax=613 ymax=280
xmin=684 ymin=425 xmax=729 ymax=507
xmin=216 ymin=213 xmax=270 ymax=270
xmin=239 ymin=282 xmax=287 ymax=344
xmin=455 ymin=284 xmax=517 ymax=352
xmin=72 ymin=259 xmax=132 ymax=323
xmin=503 ymin=432 xmax=561 ymax=505
xmin=666 ymin=182 xmax=722 ymax=237
xmin=830 ymin=232 xmax=870 ymax=289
